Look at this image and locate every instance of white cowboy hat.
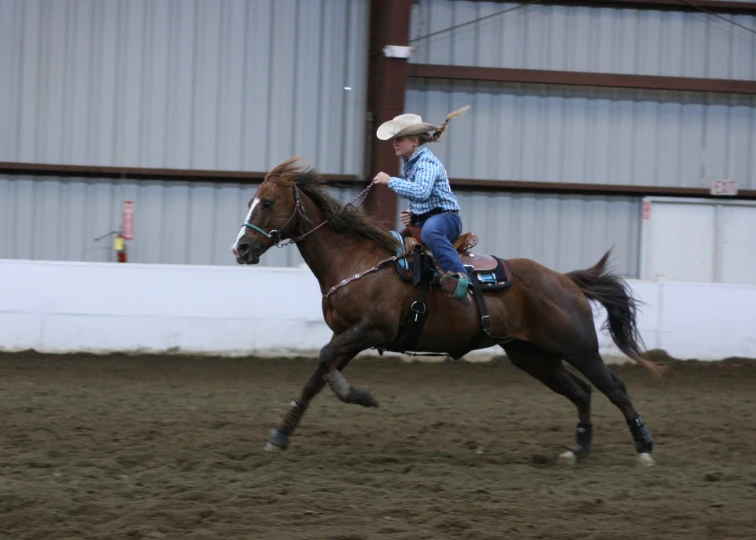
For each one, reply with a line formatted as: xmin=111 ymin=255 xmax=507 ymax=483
xmin=376 ymin=106 xmax=471 ymax=141
xmin=376 ymin=113 xmax=437 ymax=141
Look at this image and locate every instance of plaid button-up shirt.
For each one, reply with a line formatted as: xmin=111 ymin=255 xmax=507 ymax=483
xmin=387 ymin=146 xmax=461 ymax=216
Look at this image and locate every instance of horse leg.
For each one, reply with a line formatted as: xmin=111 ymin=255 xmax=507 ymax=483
xmin=264 ymin=358 xmax=343 ymax=452
xmin=503 ymin=342 xmax=593 ymax=464
xmin=566 ymin=352 xmax=655 ymax=467
xmin=319 ymin=321 xmax=384 ymax=407
xmin=264 ymin=321 xmax=382 ymax=452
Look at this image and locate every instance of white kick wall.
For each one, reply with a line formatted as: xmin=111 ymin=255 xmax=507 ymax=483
xmin=1 ymin=259 xmax=754 ymax=361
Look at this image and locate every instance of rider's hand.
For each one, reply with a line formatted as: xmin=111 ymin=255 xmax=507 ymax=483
xmin=373 ymin=172 xmax=391 ymax=185
xmin=400 ymin=211 xmax=412 ymax=227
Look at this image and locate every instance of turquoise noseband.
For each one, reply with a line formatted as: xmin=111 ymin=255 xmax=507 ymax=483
xmin=240 ymin=186 xmax=303 ymax=248
xmin=243 ymin=222 xmax=276 ymax=239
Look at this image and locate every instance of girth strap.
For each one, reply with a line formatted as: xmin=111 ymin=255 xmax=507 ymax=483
xmin=412 ymin=245 xmax=424 ymax=286
xmin=393 ymin=251 xmax=434 ymax=351
xmin=447 ymin=266 xmax=491 ymax=359
xmin=468 ymin=267 xmax=491 ymax=337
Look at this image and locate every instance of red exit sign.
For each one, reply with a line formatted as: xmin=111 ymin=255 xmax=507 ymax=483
xmin=710 ymin=178 xmax=738 ymax=196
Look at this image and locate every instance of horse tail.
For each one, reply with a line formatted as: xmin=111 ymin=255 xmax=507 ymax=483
xmin=565 ymin=250 xmax=663 ymax=376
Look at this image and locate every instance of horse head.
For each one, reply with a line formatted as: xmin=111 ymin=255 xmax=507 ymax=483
xmin=231 ymin=158 xmax=306 ymax=265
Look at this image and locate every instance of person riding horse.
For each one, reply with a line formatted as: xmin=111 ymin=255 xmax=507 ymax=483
xmin=232 ymin=156 xmax=659 ymax=466
xmin=372 ymin=106 xmax=471 ymax=306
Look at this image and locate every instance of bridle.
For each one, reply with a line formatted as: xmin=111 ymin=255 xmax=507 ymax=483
xmin=241 ymin=181 xmax=376 ymax=249
xmin=242 ymin=185 xmax=315 ymax=248
xmin=239 ymin=179 xmax=408 ymax=307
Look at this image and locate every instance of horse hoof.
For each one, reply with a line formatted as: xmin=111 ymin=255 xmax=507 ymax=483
xmin=264 ymin=428 xmax=289 ymax=452
xmin=558 ymin=450 xmax=577 ymax=466
xmin=263 ymin=441 xmax=287 ymax=452
xmin=637 ymin=453 xmax=655 ymax=467
xmin=353 ymin=389 xmax=379 ymax=408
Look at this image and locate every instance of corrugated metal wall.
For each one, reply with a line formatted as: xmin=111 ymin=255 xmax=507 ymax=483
xmin=1 ymin=171 xmax=639 ymax=275
xmin=1 ymin=0 xmax=751 ymax=276
xmin=401 ymin=0 xmax=756 ymax=276
xmin=0 ymin=0 xmax=369 ymax=175
xmin=406 ymin=1 xmax=756 ymax=190
xmin=0 ymin=174 xmax=362 ymax=267
xmin=457 ymin=190 xmax=640 ymax=275
xmin=394 ymin=190 xmax=640 ymax=275
xmin=406 ymin=80 xmax=756 ymax=190
xmin=410 ymin=1 xmax=756 ymax=80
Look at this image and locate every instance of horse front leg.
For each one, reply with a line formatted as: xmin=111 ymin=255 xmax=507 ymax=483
xmin=264 ymin=321 xmax=383 ymax=452
xmin=264 ymin=361 xmax=331 ymax=452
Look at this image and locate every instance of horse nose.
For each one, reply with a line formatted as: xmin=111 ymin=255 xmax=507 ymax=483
xmin=237 ymin=242 xmax=252 ymax=257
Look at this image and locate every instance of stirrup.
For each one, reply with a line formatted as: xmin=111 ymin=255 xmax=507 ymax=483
xmin=440 ymin=272 xmax=471 ymax=306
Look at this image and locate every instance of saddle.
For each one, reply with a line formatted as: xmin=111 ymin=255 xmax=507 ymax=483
xmin=393 ymin=228 xmax=513 ymax=289
xmin=403 ymin=225 xmax=480 ymax=254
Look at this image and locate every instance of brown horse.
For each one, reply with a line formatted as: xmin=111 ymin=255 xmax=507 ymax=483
xmin=232 ymin=158 xmax=660 ymax=466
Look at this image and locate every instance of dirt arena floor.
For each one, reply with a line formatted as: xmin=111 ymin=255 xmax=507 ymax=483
xmin=1 ymin=351 xmax=755 ymax=540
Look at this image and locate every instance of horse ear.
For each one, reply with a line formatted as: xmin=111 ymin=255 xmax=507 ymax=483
xmin=596 ymin=248 xmax=613 ymax=273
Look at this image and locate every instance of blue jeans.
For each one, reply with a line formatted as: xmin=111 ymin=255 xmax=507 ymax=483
xmin=418 ymin=212 xmax=468 ymax=275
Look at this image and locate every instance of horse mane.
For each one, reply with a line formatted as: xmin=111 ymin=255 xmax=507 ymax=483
xmin=265 ymin=158 xmax=400 ymax=254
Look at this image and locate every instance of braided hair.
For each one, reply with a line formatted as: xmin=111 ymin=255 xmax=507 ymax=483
xmin=422 ymin=105 xmax=470 ymax=144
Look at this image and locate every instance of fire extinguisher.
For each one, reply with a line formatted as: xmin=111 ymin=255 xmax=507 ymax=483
xmin=114 ymin=233 xmax=127 ymax=263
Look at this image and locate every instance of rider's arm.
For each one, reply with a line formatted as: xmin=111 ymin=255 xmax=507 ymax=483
xmin=388 ymin=159 xmax=441 ymax=202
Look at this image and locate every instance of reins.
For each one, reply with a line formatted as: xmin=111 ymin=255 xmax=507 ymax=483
xmin=241 ymin=179 xmax=408 ymax=304
xmin=244 ymin=181 xmax=378 ymax=249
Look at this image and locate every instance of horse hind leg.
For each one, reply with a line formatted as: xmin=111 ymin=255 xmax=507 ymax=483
xmin=566 ymin=351 xmax=655 ymax=467
xmin=502 ymin=342 xmax=593 ymax=465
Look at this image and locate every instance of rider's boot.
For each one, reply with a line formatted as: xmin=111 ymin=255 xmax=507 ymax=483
xmin=439 ymin=270 xmax=471 ymax=306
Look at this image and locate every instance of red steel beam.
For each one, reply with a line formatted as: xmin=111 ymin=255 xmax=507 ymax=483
xmin=364 ymin=0 xmax=414 ymax=230
xmin=462 ymin=0 xmax=756 ymax=15
xmin=407 ymin=64 xmax=756 ymax=95
xmin=4 ymin=161 xmax=753 ymax=200
xmin=0 ymin=162 xmax=358 ymax=184
xmin=448 ymin=177 xmax=756 ymax=199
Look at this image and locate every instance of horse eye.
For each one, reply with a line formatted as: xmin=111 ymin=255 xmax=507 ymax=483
xmin=262 ymin=199 xmax=273 ymax=209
